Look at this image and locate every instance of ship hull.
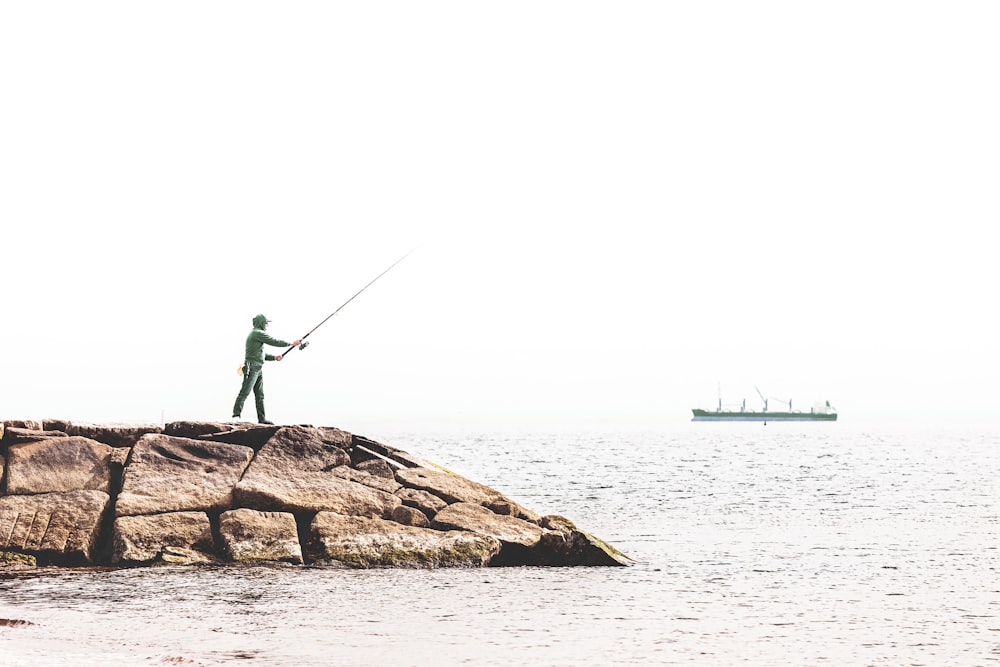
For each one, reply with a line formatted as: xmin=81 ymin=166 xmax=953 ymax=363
xmin=692 ymin=409 xmax=837 ymax=422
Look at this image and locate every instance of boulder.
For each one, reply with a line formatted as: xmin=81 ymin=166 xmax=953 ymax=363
xmin=330 ymin=465 xmax=402 ymax=494
xmin=66 ymin=423 xmax=162 ymax=448
xmin=394 ymin=487 xmax=448 ymax=519
xmin=234 ymin=426 xmax=400 ymax=517
xmin=251 ymin=426 xmax=353 ymax=471
xmin=390 ymin=504 xmax=430 ymax=527
xmin=535 ymin=515 xmax=635 ymax=567
xmin=306 ymin=512 xmax=501 ymax=568
xmin=356 ymin=458 xmax=397 ymax=479
xmin=115 ymin=434 xmax=253 ymax=517
xmin=396 ymin=467 xmax=539 ymax=522
xmin=0 ymin=490 xmax=110 ymax=564
xmin=112 ymin=511 xmax=216 ymax=564
xmin=432 ymin=502 xmax=544 ymax=548
xmin=5 ymin=436 xmax=113 ymax=495
xmin=218 ymin=508 xmax=302 ymax=564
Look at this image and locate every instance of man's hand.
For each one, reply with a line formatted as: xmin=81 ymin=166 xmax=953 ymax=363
xmin=275 ymin=355 xmax=283 ymax=361
xmin=292 ymin=339 xmax=303 ymax=347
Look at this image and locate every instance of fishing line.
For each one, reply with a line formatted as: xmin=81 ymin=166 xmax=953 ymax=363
xmin=281 ymin=246 xmax=418 ymax=359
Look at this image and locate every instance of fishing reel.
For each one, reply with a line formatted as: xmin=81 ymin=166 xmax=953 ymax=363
xmin=298 ymin=341 xmax=309 ymax=350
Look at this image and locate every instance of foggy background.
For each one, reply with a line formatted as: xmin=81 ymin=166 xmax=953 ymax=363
xmin=3 ymin=2 xmax=997 ymax=430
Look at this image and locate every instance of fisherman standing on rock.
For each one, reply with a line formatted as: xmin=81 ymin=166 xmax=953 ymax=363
xmin=232 ymin=314 xmax=301 ymax=425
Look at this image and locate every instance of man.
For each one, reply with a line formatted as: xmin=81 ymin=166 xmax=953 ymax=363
xmin=232 ymin=314 xmax=302 ymax=424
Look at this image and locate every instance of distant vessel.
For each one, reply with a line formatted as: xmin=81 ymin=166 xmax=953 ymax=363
xmin=692 ymin=387 xmax=838 ymax=422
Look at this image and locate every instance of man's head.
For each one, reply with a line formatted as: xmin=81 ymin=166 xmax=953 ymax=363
xmin=252 ymin=314 xmax=271 ymax=330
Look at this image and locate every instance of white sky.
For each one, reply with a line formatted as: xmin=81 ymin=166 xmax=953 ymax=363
xmin=2 ymin=2 xmax=998 ymax=430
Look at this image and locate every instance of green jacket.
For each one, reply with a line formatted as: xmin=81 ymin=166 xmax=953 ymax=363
xmin=245 ymin=314 xmax=291 ymax=364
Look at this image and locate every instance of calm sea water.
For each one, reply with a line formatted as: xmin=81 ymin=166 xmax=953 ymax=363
xmin=1 ymin=422 xmax=998 ymax=666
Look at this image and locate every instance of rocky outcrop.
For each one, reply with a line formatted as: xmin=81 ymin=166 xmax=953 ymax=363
xmin=1 ymin=419 xmax=632 ymax=569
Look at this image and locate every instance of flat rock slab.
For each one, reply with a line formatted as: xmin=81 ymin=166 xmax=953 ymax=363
xmin=5 ymin=436 xmax=113 ymax=495
xmin=112 ymin=511 xmax=216 ymax=564
xmin=396 ymin=467 xmax=539 ymax=522
xmin=432 ymin=502 xmax=544 ymax=547
xmin=116 ymin=434 xmax=253 ymax=517
xmin=66 ymin=423 xmax=163 ymax=448
xmin=235 ymin=471 xmax=401 ymax=517
xmin=219 ymin=508 xmax=302 ymax=564
xmin=164 ymin=421 xmax=242 ymax=439
xmin=394 ymin=488 xmax=448 ymax=518
xmin=0 ymin=490 xmax=110 ymax=564
xmin=2 ymin=427 xmax=69 ymax=446
xmin=234 ymin=426 xmax=400 ymax=517
xmin=331 ymin=465 xmax=402 ymax=494
xmin=306 ymin=512 xmax=501 ymax=568
xmin=251 ymin=426 xmax=352 ymax=473
xmin=200 ymin=424 xmax=282 ymax=451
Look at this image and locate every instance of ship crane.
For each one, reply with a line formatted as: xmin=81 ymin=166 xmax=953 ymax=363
xmin=755 ymin=387 xmax=793 ymax=412
xmin=755 ymin=386 xmax=768 ymax=412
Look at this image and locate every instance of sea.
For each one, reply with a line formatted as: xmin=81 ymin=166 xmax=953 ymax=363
xmin=1 ymin=422 xmax=997 ymax=666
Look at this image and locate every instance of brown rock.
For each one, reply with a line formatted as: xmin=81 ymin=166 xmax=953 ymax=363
xmin=0 ymin=490 xmax=110 ymax=564
xmin=394 ymin=487 xmax=448 ymax=518
xmin=5 ymin=436 xmax=113 ymax=495
xmin=219 ymin=508 xmax=302 ymax=564
xmin=2 ymin=427 xmax=68 ymax=446
xmin=432 ymin=502 xmax=544 ymax=548
xmin=356 ymin=458 xmax=397 ymax=479
xmin=2 ymin=420 xmax=42 ymax=432
xmin=112 ymin=511 xmax=216 ymax=564
xmin=535 ymin=515 xmax=635 ymax=566
xmin=199 ymin=424 xmax=282 ymax=450
xmin=235 ymin=472 xmax=400 ymax=518
xmin=41 ymin=419 xmax=72 ymax=432
xmin=115 ymin=434 xmax=253 ymax=517
xmin=396 ymin=467 xmax=539 ymax=522
xmin=252 ymin=426 xmax=352 ymax=472
xmin=234 ymin=426 xmax=399 ymax=517
xmin=330 ymin=465 xmax=402 ymax=494
xmin=66 ymin=423 xmax=162 ymax=448
xmin=306 ymin=512 xmax=501 ymax=568
xmin=163 ymin=421 xmax=239 ymax=439
xmin=351 ymin=434 xmax=428 ymax=469
xmin=391 ymin=504 xmax=430 ymax=527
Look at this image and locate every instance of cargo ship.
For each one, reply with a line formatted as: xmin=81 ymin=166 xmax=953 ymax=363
xmin=692 ymin=387 xmax=837 ymax=422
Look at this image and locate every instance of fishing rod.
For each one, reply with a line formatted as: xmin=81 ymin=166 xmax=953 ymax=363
xmin=281 ymin=247 xmax=418 ymax=358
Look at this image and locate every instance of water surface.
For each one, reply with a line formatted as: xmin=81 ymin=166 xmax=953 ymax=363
xmin=1 ymin=423 xmax=997 ymax=665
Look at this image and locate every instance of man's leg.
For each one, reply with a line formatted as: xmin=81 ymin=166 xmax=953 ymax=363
xmin=233 ymin=364 xmax=261 ymax=418
xmin=253 ymin=371 xmax=266 ymax=423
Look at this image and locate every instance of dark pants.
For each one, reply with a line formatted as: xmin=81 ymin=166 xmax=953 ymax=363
xmin=232 ymin=362 xmax=265 ymax=421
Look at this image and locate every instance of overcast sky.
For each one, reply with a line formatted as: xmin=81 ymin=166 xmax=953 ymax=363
xmin=2 ymin=2 xmax=997 ymax=431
